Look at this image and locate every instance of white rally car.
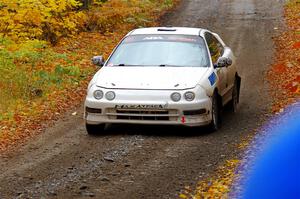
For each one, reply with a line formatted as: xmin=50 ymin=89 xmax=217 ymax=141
xmin=84 ymin=27 xmax=241 ymax=134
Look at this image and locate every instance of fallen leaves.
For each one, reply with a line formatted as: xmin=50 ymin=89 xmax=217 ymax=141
xmin=179 ymin=160 xmax=240 ymax=199
xmin=268 ymin=0 xmax=300 ymax=113
xmin=292 ymin=41 xmax=300 ymax=49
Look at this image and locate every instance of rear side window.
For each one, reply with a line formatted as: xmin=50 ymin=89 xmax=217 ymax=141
xmin=205 ymin=32 xmax=224 ymax=63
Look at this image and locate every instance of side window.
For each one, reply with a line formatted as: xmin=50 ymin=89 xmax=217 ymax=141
xmin=205 ymin=32 xmax=224 ymax=64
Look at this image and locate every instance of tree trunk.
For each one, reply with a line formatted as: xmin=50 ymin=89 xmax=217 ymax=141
xmin=82 ymin=0 xmax=92 ymax=10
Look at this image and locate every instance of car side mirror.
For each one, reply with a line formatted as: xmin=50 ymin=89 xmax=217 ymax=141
xmin=92 ymin=55 xmax=105 ymax=67
xmin=215 ymin=57 xmax=232 ymax=68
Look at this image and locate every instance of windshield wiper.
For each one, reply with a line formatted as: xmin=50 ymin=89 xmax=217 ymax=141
xmin=159 ymin=64 xmax=181 ymax=67
xmin=117 ymin=64 xmax=138 ymax=66
xmin=116 ymin=64 xmax=197 ymax=67
xmin=159 ymin=64 xmax=208 ymax=67
xmin=116 ymin=64 xmax=151 ymax=67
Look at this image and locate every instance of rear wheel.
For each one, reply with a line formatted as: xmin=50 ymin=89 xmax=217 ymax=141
xmin=86 ymin=123 xmax=105 ymax=135
xmin=208 ymin=92 xmax=221 ymax=131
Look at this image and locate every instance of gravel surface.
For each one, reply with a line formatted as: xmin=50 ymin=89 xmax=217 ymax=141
xmin=0 ymin=0 xmax=284 ymax=198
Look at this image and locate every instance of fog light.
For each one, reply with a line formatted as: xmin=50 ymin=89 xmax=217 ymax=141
xmin=183 ymin=109 xmax=207 ymax=116
xmin=86 ymin=107 xmax=102 ymax=113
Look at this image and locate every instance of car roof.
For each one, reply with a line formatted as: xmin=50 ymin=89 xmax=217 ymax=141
xmin=128 ymin=27 xmax=207 ymax=36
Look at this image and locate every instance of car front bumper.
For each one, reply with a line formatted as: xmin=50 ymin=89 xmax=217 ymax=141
xmin=84 ymin=89 xmax=212 ymax=127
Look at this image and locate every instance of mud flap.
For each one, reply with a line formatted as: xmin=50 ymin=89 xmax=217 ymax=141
xmin=236 ymin=75 xmax=241 ymax=103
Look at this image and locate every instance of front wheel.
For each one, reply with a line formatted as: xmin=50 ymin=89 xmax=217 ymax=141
xmin=208 ymin=92 xmax=221 ymax=132
xmin=86 ymin=123 xmax=106 ymax=135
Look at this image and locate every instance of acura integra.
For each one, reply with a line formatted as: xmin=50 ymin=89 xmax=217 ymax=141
xmin=84 ymin=27 xmax=241 ymax=134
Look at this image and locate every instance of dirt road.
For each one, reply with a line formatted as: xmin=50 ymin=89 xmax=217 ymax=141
xmin=0 ymin=0 xmax=284 ymax=198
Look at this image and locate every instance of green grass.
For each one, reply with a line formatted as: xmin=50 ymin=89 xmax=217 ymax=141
xmin=0 ymin=37 xmax=88 ymax=120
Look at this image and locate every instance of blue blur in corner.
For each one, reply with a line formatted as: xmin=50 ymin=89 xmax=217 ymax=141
xmin=208 ymin=72 xmax=217 ymax=86
xmin=242 ymin=102 xmax=300 ymax=199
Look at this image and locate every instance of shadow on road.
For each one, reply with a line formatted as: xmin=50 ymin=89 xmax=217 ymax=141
xmin=87 ymin=105 xmax=241 ymax=138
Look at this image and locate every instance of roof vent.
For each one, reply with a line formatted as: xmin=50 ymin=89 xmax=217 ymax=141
xmin=157 ymin=28 xmax=177 ymax=32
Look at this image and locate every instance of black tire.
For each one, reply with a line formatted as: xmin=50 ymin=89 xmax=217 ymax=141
xmin=208 ymin=92 xmax=221 ymax=132
xmin=229 ymin=79 xmax=239 ymax=113
xmin=86 ymin=123 xmax=105 ymax=135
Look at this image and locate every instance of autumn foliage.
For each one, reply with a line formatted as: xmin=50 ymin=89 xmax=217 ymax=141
xmin=0 ymin=0 xmax=86 ymax=44
xmin=0 ymin=0 xmax=176 ymax=43
xmin=0 ymin=0 xmax=179 ymax=151
xmin=267 ymin=0 xmax=300 ymax=112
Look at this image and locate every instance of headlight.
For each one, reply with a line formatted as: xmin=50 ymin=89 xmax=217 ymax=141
xmin=184 ymin=91 xmax=195 ymax=101
xmin=93 ymin=90 xmax=104 ymax=100
xmin=105 ymin=91 xmax=116 ymax=101
xmin=171 ymin=92 xmax=181 ymax=102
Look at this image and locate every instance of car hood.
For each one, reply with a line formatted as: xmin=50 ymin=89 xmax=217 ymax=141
xmin=95 ymin=66 xmax=209 ymax=90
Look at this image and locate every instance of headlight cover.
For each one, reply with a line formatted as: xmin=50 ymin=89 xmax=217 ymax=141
xmin=171 ymin=92 xmax=181 ymax=102
xmin=93 ymin=90 xmax=104 ymax=100
xmin=184 ymin=91 xmax=195 ymax=101
xmin=105 ymin=91 xmax=116 ymax=101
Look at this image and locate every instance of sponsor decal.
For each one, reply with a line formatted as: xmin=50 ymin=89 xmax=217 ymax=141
xmin=208 ymin=72 xmax=217 ymax=86
xmin=115 ymin=104 xmax=166 ymax=109
xmin=123 ymin=35 xmax=202 ymax=44
xmin=143 ymin=36 xmax=164 ymax=40
xmin=167 ymin=36 xmax=197 ymax=43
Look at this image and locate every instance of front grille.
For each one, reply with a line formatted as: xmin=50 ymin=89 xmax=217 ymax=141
xmin=116 ymin=110 xmax=169 ymax=121
xmin=106 ymin=109 xmax=178 ymax=121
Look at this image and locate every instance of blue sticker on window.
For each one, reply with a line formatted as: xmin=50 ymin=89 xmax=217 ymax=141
xmin=208 ymin=72 xmax=217 ymax=86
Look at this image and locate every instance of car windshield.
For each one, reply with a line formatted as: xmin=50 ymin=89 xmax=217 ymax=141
xmin=106 ymin=34 xmax=209 ymax=67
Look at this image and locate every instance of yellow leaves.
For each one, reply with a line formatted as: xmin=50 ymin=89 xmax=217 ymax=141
xmin=0 ymin=0 xmax=84 ymax=43
xmin=179 ymin=193 xmax=188 ymax=199
xmin=180 ymin=160 xmax=240 ymax=199
xmin=47 ymin=0 xmax=81 ymax=12
xmin=28 ymin=11 xmax=43 ymax=26
xmin=69 ymin=0 xmax=82 ymax=8
xmin=0 ymin=0 xmax=179 ymax=43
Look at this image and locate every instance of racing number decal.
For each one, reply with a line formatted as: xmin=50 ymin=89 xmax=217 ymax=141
xmin=208 ymin=72 xmax=217 ymax=86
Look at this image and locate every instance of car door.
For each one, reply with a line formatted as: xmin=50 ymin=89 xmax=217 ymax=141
xmin=213 ymin=33 xmax=237 ymax=104
xmin=205 ymin=32 xmax=227 ymax=97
